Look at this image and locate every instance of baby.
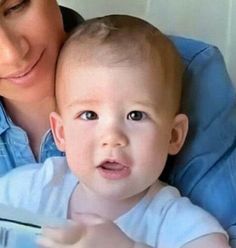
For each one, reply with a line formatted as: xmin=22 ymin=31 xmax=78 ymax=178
xmin=0 ymin=15 xmax=229 ymax=248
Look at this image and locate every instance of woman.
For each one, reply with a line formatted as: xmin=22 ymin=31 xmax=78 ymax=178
xmin=0 ymin=0 xmax=82 ymax=174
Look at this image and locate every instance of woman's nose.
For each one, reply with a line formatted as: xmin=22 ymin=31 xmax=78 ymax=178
xmin=0 ymin=25 xmax=29 ymax=64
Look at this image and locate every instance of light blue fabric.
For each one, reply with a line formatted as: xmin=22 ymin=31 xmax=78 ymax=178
xmin=163 ymin=36 xmax=236 ymax=245
xmin=115 ymin=183 xmax=227 ymax=248
xmin=0 ymin=101 xmax=63 ymax=176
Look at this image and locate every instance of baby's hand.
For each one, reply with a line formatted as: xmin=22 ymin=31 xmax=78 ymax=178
xmin=37 ymin=213 xmax=136 ymax=248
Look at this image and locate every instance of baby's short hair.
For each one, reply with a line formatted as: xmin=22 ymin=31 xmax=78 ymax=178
xmin=56 ymin=15 xmax=184 ymax=112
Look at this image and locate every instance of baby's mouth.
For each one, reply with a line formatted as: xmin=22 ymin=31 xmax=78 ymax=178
xmin=97 ymin=159 xmax=131 ymax=180
xmin=98 ymin=161 xmax=126 ymax=171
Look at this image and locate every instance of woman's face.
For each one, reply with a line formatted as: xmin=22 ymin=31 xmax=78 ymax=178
xmin=0 ymin=0 xmax=66 ymax=103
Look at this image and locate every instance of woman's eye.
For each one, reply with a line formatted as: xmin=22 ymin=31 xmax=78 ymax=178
xmin=79 ymin=111 xmax=98 ymax=121
xmin=127 ymin=111 xmax=146 ymax=121
xmin=4 ymin=0 xmax=29 ymax=16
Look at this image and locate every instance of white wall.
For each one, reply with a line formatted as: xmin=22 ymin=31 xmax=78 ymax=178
xmin=58 ymin=0 xmax=236 ymax=83
xmin=58 ymin=0 xmax=147 ymax=18
xmin=228 ymin=0 xmax=236 ymax=83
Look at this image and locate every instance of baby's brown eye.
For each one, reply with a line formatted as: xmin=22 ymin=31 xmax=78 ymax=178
xmin=80 ymin=111 xmax=98 ymax=120
xmin=127 ymin=111 xmax=145 ymax=121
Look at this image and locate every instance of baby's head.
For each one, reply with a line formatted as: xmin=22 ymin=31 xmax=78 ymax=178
xmin=56 ymin=15 xmax=183 ymax=115
xmin=51 ymin=15 xmax=188 ymax=200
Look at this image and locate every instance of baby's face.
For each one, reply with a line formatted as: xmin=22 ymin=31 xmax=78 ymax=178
xmin=53 ymin=58 xmax=187 ymax=201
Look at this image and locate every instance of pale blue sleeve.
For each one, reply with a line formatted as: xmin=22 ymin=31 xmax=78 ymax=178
xmin=0 ymin=157 xmax=74 ymax=248
xmin=0 ymin=163 xmax=43 ymax=211
xmin=158 ymin=196 xmax=228 ymax=248
xmin=115 ymin=184 xmax=228 ymax=248
xmin=0 ymin=157 xmax=77 ymax=217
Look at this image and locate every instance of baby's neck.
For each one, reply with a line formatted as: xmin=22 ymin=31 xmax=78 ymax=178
xmin=68 ymin=184 xmax=148 ymax=221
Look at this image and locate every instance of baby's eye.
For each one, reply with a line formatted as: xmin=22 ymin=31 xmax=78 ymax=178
xmin=127 ymin=111 xmax=147 ymax=121
xmin=79 ymin=111 xmax=98 ymax=121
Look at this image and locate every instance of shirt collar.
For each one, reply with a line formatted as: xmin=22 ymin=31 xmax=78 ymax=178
xmin=0 ymin=100 xmax=11 ymax=134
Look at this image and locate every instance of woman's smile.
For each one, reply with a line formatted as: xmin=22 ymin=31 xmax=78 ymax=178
xmin=1 ymin=49 xmax=45 ymax=86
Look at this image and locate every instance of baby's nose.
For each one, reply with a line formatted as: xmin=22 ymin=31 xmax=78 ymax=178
xmin=101 ymin=128 xmax=129 ymax=148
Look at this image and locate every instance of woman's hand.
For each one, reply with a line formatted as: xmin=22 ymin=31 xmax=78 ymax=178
xmin=37 ymin=213 xmax=150 ymax=248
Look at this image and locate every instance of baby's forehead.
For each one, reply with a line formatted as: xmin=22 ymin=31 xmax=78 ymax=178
xmin=60 ymin=37 xmax=172 ymax=74
xmin=58 ymin=14 xmax=182 ymax=72
xmin=56 ymin=57 xmax=179 ymax=116
xmin=58 ymin=57 xmax=169 ymax=105
xmin=58 ymin=63 xmax=169 ymax=109
xmin=56 ymin=15 xmax=183 ymax=113
xmin=56 ymin=39 xmax=177 ymax=98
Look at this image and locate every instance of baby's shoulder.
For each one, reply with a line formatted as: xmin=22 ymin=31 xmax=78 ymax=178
xmin=150 ymin=184 xmax=227 ymax=247
xmin=150 ymin=184 xmax=214 ymax=221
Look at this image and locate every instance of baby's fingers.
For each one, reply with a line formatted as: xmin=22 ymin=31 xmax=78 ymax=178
xmin=73 ymin=213 xmax=107 ymax=226
xmin=36 ymin=235 xmax=70 ymax=248
xmin=40 ymin=225 xmax=83 ymax=244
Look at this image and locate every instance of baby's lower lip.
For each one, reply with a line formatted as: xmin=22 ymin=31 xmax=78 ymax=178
xmin=97 ymin=162 xmax=131 ymax=180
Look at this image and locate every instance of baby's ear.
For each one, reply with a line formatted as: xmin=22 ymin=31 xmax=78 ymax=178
xmin=49 ymin=112 xmax=65 ymax=152
xmin=168 ymin=114 xmax=189 ymax=155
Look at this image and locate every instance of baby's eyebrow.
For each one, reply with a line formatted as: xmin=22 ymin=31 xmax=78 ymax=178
xmin=66 ymin=99 xmax=100 ymax=108
xmin=132 ymin=100 xmax=157 ymax=109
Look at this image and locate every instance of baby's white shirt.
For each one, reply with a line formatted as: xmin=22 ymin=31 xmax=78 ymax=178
xmin=0 ymin=157 xmax=227 ymax=247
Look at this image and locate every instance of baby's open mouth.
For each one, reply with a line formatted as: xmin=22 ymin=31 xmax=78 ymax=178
xmin=97 ymin=160 xmax=131 ymax=180
xmin=99 ymin=162 xmax=126 ymax=171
